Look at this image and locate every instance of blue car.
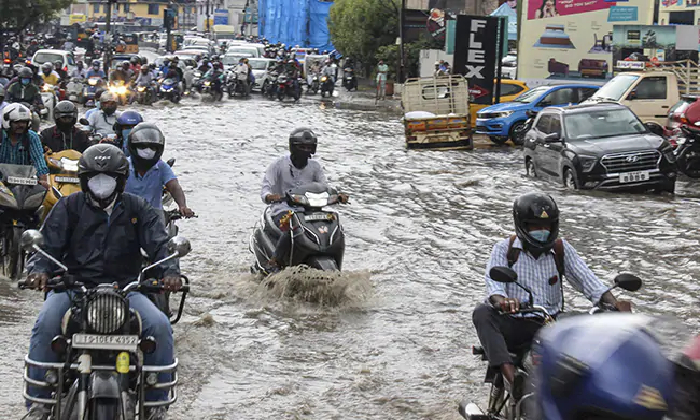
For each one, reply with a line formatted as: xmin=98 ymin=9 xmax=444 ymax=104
xmin=476 ymin=84 xmax=600 ymax=145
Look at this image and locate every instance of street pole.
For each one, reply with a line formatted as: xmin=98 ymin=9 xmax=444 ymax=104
xmin=206 ymin=0 xmax=211 ymax=37
xmin=399 ymin=0 xmax=405 ymax=82
xmin=105 ymin=0 xmax=116 ymax=76
xmin=166 ymin=1 xmax=173 ymax=53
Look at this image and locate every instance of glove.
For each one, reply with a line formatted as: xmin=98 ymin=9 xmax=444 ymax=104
xmin=26 ymin=272 xmax=49 ymax=290
xmin=162 ymin=275 xmax=182 ymax=292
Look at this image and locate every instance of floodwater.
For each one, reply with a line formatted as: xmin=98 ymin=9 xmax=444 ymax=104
xmin=2 ymin=93 xmax=700 ymax=419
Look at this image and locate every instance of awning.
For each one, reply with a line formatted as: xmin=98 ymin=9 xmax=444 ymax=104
xmin=490 ymin=3 xmax=517 ymax=41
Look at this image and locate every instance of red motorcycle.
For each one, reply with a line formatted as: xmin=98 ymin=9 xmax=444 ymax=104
xmin=277 ymin=74 xmax=299 ymax=102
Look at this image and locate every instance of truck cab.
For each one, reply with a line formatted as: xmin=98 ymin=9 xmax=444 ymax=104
xmin=583 ymin=69 xmax=690 ymax=128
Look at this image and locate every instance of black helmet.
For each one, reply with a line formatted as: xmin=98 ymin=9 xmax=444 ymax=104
xmin=289 ymin=127 xmax=318 ymax=155
xmin=54 ymin=100 xmax=78 ymax=122
xmin=514 ymin=192 xmax=560 ymax=254
xmin=79 ymin=144 xmax=129 ymax=209
xmin=127 ymin=122 xmax=165 ymax=168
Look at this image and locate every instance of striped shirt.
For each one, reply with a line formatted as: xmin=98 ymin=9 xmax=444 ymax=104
xmin=485 ymin=237 xmax=609 ymax=315
xmin=0 ymin=130 xmax=49 ymax=176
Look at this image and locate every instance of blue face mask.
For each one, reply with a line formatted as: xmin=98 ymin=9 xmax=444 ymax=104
xmin=95 ymin=101 xmax=100 ymax=109
xmin=530 ymin=229 xmax=550 ymax=242
xmin=21 ymin=78 xmax=30 ymax=85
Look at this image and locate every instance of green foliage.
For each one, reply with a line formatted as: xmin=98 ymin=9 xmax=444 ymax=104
xmin=0 ymin=0 xmax=74 ymax=32
xmin=329 ymin=0 xmax=400 ymax=66
xmin=376 ymin=36 xmax=443 ymax=80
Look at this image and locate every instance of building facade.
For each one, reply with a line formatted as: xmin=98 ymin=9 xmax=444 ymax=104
xmin=83 ymin=0 xmax=197 ymax=30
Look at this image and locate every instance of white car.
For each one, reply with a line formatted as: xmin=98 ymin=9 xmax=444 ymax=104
xmin=32 ymin=49 xmax=76 ymax=74
xmin=248 ymin=58 xmax=276 ymax=91
xmin=227 ymin=46 xmax=260 ymax=58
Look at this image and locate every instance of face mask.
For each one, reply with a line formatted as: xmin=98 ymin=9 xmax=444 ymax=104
xmin=122 ymin=128 xmax=132 ymax=142
xmin=21 ymin=78 xmax=30 ymax=85
xmin=102 ymin=105 xmax=116 ymax=116
xmin=529 ymin=229 xmax=550 ymax=243
xmin=95 ymin=101 xmax=100 ymax=109
xmin=56 ymin=119 xmax=74 ymax=132
xmin=136 ymin=147 xmax=156 ymax=160
xmin=87 ymin=173 xmax=117 ymax=199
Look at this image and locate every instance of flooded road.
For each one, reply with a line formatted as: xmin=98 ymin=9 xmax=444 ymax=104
xmin=2 ymin=94 xmax=700 ymax=419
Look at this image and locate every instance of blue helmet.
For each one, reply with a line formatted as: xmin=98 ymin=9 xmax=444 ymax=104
xmin=533 ymin=314 xmax=674 ymax=420
xmin=116 ymin=110 xmax=143 ymax=127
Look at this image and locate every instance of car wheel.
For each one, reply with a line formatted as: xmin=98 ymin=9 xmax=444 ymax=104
xmin=563 ymin=168 xmax=578 ymax=189
xmin=510 ymin=121 xmax=527 ymax=146
xmin=526 ymin=158 xmax=537 ymax=177
xmin=489 ymin=136 xmax=508 ymax=145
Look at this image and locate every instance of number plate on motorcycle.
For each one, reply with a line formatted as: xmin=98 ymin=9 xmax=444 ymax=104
xmin=305 ymin=213 xmax=331 ymax=221
xmin=72 ymin=334 xmax=139 ymax=351
xmin=619 ymin=171 xmax=649 ymax=184
xmin=54 ymin=176 xmax=80 ymax=184
xmin=7 ymin=176 xmax=37 ymax=186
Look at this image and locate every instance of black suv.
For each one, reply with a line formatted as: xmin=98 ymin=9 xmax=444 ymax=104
xmin=523 ymin=103 xmax=676 ymax=193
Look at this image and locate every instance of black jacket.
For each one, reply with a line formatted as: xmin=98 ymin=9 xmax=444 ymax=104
xmin=27 ymin=192 xmax=178 ymax=288
xmin=40 ymin=126 xmax=90 ymax=153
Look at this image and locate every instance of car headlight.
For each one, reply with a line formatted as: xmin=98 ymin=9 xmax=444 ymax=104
xmin=495 ymin=111 xmax=513 ymax=118
xmin=87 ymin=291 xmax=127 ymax=334
xmin=578 ymin=154 xmax=598 ymax=172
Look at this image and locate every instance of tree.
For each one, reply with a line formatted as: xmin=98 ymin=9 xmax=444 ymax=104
xmin=329 ymin=0 xmax=400 ymax=68
xmin=0 ymin=0 xmax=74 ymax=35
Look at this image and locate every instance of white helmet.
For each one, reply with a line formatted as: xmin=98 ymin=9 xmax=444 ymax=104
xmin=2 ymin=103 xmax=32 ymax=131
xmin=100 ymin=91 xmax=118 ymax=103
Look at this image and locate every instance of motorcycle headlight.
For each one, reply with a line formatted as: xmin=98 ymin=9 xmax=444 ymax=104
xmin=578 ymin=154 xmax=598 ymax=172
xmin=291 ymin=194 xmax=308 ymax=205
xmin=87 ymin=291 xmax=127 ymax=334
xmin=205 ymin=81 xmax=211 ymax=86
xmin=88 ymin=79 xmax=98 ymax=86
xmin=137 ymin=86 xmax=145 ymax=92
xmin=321 ymin=76 xmax=327 ymax=82
xmin=116 ymin=86 xmax=127 ymax=94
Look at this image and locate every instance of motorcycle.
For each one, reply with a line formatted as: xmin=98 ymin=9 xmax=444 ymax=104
xmin=158 ymin=77 xmax=181 ymax=104
xmin=191 ymin=69 xmax=204 ymax=93
xmin=308 ymin=74 xmax=320 ymax=94
xmin=41 ymin=83 xmax=58 ymax=121
xmin=19 ymin=230 xmax=192 ymax=419
xmin=83 ymin=77 xmax=104 ymax=107
xmin=65 ymin=78 xmax=84 ymax=104
xmin=264 ymin=71 xmax=279 ymax=99
xmin=136 ymin=83 xmax=157 ymax=105
xmin=42 ymin=149 xmax=82 ymax=221
xmin=0 ymin=164 xmax=47 ymax=280
xmin=249 ymin=182 xmax=346 ymax=275
xmin=108 ymin=80 xmax=130 ymax=105
xmin=676 ymin=126 xmax=700 ymax=178
xmin=344 ymin=67 xmax=357 ymax=91
xmin=277 ymin=74 xmax=299 ymax=102
xmin=459 ymin=266 xmax=643 ymax=420
xmin=512 ymin=110 xmax=537 ymax=147
xmin=320 ymin=75 xmax=334 ymax=98
xmin=227 ymin=71 xmax=249 ymax=98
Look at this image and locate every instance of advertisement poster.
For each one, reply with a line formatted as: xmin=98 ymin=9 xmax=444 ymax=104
xmin=453 ymin=15 xmax=500 ymax=105
xmin=518 ymin=0 xmax=655 ymax=85
xmin=612 ymin=25 xmax=700 ymax=67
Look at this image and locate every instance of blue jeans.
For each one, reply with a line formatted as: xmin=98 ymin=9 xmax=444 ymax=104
xmin=27 ymin=291 xmax=174 ymax=405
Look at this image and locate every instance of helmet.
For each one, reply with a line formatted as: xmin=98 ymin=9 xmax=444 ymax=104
xmin=78 ymin=144 xmax=129 ymax=209
xmin=93 ymin=60 xmax=101 ymax=68
xmin=141 ymin=66 xmax=149 ymax=74
xmin=116 ymin=110 xmax=143 ymax=127
xmin=54 ymin=60 xmax=63 ymax=71
xmin=100 ymin=91 xmax=118 ymax=104
xmin=2 ymin=103 xmax=32 ymax=131
xmin=534 ymin=314 xmax=674 ymax=420
xmin=122 ymin=61 xmax=130 ymax=70
xmin=54 ymin=100 xmax=78 ymax=123
xmin=94 ymin=88 xmax=106 ymax=102
xmin=41 ymin=62 xmax=53 ymax=73
xmin=130 ymin=57 xmax=139 ymax=65
xmin=127 ymin=123 xmax=165 ymax=168
xmin=513 ymin=192 xmax=559 ymax=254
xmin=289 ymin=128 xmax=318 ymax=155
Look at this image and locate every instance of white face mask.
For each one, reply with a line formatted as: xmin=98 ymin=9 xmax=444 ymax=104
xmin=87 ymin=173 xmax=117 ymax=199
xmin=136 ymin=147 xmax=157 ymax=160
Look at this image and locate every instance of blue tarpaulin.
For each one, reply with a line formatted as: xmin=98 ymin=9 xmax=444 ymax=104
xmin=258 ymin=0 xmax=334 ymax=51
xmin=490 ymin=3 xmax=517 ymax=41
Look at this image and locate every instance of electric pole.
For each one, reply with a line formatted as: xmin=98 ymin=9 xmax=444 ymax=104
xmin=105 ymin=0 xmax=117 ymax=75
xmin=206 ymin=0 xmax=211 ymax=37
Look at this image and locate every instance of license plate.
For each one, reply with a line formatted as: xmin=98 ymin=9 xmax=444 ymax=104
xmin=619 ymin=171 xmax=650 ymax=184
xmin=305 ymin=213 xmax=330 ymax=221
xmin=72 ymin=334 xmax=139 ymax=351
xmin=7 ymin=176 xmax=37 ymax=186
xmin=54 ymin=176 xmax=80 ymax=184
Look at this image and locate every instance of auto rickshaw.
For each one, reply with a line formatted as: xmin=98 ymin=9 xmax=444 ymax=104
xmin=122 ymin=34 xmax=139 ymax=54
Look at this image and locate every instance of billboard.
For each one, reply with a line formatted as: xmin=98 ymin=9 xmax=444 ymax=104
xmin=612 ymin=25 xmax=700 ymax=68
xmin=453 ymin=15 xmax=500 ymax=105
xmin=518 ymin=0 xmax=655 ymax=85
xmin=214 ymin=8 xmax=229 ymax=25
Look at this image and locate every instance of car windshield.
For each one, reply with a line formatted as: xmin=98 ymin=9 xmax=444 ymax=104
xmin=34 ymin=53 xmax=63 ymax=64
xmin=512 ymin=86 xmax=549 ymax=103
xmin=229 ymin=48 xmax=257 ymax=56
xmin=565 ymin=108 xmax=647 ymax=140
xmin=590 ymin=75 xmax=639 ymax=101
xmin=249 ymin=60 xmax=268 ymax=70
xmin=222 ymin=55 xmax=252 ymax=66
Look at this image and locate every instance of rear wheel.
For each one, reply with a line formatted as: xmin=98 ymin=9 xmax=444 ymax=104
xmin=563 ymin=168 xmax=578 ymax=190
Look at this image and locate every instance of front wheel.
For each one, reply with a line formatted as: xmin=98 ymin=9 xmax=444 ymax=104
xmin=510 ymin=121 xmax=528 ymax=146
xmin=89 ymin=398 xmax=119 ymax=420
xmin=563 ymin=168 xmax=578 ymax=190
xmin=526 ymin=158 xmax=537 ymax=178
xmin=3 ymin=227 xmax=24 ymax=280
xmin=278 ymin=89 xmax=284 ymax=101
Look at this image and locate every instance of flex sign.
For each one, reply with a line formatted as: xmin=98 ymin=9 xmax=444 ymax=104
xmin=453 ymin=15 xmax=499 ymax=105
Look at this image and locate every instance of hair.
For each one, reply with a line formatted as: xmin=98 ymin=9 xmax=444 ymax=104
xmin=539 ymin=0 xmax=557 ymax=17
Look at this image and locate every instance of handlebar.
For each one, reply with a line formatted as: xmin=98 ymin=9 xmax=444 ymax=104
xmin=18 ymin=276 xmax=189 ymax=294
xmin=164 ymin=209 xmax=198 ymax=220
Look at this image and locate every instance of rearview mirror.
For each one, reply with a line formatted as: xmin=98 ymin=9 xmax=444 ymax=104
xmin=79 ymin=118 xmax=89 ymax=126
xmin=544 ymin=132 xmax=561 ymax=142
xmin=21 ymin=229 xmax=44 ymax=252
xmin=167 ymin=236 xmax=191 ymax=257
xmin=489 ymin=267 xmax=518 ymax=283
xmin=613 ymin=273 xmax=642 ymax=292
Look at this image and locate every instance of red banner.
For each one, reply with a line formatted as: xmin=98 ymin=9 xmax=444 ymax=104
xmin=528 ymin=0 xmax=617 ymax=20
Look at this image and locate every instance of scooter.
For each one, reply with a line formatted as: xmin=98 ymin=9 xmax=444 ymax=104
xmin=158 ymin=77 xmax=181 ymax=103
xmin=136 ymin=82 xmax=158 ymax=105
xmin=308 ymin=74 xmax=320 ymax=94
xmin=676 ymin=125 xmax=700 ymax=178
xmin=42 ymin=149 xmax=82 ymax=221
xmin=82 ymin=76 xmax=103 ymax=107
xmin=249 ymin=182 xmax=346 ymax=275
xmin=40 ymin=83 xmax=57 ymax=121
xmin=264 ymin=71 xmax=279 ymax=99
xmin=320 ymin=75 xmax=334 ymax=98
xmin=65 ymin=77 xmax=84 ymax=104
xmin=459 ymin=267 xmax=642 ymax=420
xmin=277 ymin=74 xmax=299 ymax=102
xmin=344 ymin=67 xmax=357 ymax=91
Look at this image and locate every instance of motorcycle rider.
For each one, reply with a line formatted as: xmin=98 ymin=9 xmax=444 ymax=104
xmin=110 ymin=61 xmax=130 ymax=84
xmin=54 ymin=60 xmax=68 ymax=81
xmin=115 ymin=110 xmax=144 ymax=154
xmin=6 ymin=67 xmax=42 ymax=110
xmin=261 ymin=128 xmax=347 ymax=271
xmin=472 ymin=192 xmax=631 ymax=402
xmin=84 ymin=88 xmax=105 ymax=120
xmin=124 ymin=123 xmax=194 ymax=218
xmin=23 ymin=144 xmax=181 ymax=420
xmin=87 ymin=60 xmax=105 ymax=79
xmin=0 ymin=85 xmax=9 ymax=113
xmin=0 ymin=103 xmax=49 ymax=189
xmin=39 ymin=101 xmax=90 ymax=153
xmin=40 ymin=63 xmax=60 ymax=86
xmin=86 ymin=91 xmax=120 ymax=136
xmin=69 ymin=61 xmax=87 ymax=79
xmin=236 ymin=58 xmax=251 ymax=94
xmin=130 ymin=56 xmax=141 ymax=74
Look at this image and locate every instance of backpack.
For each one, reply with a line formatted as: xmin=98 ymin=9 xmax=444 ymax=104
xmin=507 ymin=235 xmax=566 ymax=311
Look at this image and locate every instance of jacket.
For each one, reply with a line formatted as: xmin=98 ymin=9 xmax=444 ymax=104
xmin=27 ymin=192 xmax=179 ymax=289
xmin=7 ymin=81 xmax=41 ymax=105
xmin=40 ymin=126 xmax=90 ymax=153
xmin=87 ymin=109 xmax=120 ymax=136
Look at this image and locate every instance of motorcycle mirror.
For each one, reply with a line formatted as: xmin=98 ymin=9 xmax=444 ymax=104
xmin=21 ymin=229 xmax=44 ymax=251
xmin=613 ymin=273 xmax=642 ymax=292
xmin=166 ymin=158 xmax=176 ymax=167
xmin=167 ymin=236 xmax=191 ymax=257
xmin=489 ymin=267 xmax=518 ymax=283
xmin=79 ymin=118 xmax=89 ymax=126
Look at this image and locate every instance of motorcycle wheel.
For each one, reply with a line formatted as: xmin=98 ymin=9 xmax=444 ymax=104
xmin=678 ymin=148 xmax=700 ymax=178
xmin=172 ymin=93 xmax=181 ymax=104
xmin=321 ymin=90 xmax=325 ymax=98
xmin=89 ymin=398 xmax=119 ymax=420
xmin=4 ymin=227 xmax=24 ymax=280
xmin=228 ymin=86 xmax=234 ymax=99
xmin=293 ymin=89 xmax=300 ymax=101
xmin=278 ymin=90 xmax=284 ymax=101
